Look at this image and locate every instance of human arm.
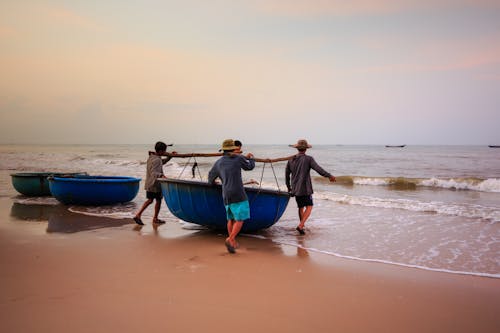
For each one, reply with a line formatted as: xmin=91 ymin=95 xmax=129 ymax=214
xmin=160 ymin=151 xmax=177 ymax=164
xmin=207 ymin=164 xmax=219 ymax=185
xmin=285 ymin=161 xmax=292 ymax=192
xmin=240 ymin=154 xmax=255 ymax=171
xmin=310 ymin=157 xmax=334 ymax=181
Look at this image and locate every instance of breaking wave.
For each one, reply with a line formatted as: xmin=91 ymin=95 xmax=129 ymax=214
xmin=323 ymin=176 xmax=500 ymax=193
xmin=314 ymin=192 xmax=500 ymax=222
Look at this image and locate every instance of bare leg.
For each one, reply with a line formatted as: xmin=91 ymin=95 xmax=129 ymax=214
xmin=227 ymin=221 xmax=243 ymax=247
xmin=135 ymin=199 xmax=153 ymax=219
xmin=152 ymin=198 xmax=165 ymax=224
xmin=227 ymin=219 xmax=234 ymax=235
xmin=298 ymin=207 xmax=304 ymax=222
xmin=298 ymin=206 xmax=313 ymax=229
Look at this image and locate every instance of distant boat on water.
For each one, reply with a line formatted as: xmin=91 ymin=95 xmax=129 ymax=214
xmin=488 ymin=145 xmax=500 ymax=148
xmin=385 ymin=145 xmax=406 ymax=148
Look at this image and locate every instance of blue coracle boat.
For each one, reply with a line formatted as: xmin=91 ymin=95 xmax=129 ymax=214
xmin=159 ymin=178 xmax=290 ymax=232
xmin=11 ymin=172 xmax=86 ymax=196
xmin=49 ymin=175 xmax=141 ymax=205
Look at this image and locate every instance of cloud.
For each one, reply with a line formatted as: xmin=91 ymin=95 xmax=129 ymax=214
xmin=357 ymin=36 xmax=500 ymax=75
xmin=0 ymin=1 xmax=105 ymax=41
xmin=41 ymin=5 xmax=104 ymax=32
xmin=253 ymin=0 xmax=500 ymax=18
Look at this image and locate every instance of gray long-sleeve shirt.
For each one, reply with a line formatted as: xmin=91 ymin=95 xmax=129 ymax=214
xmin=208 ymin=153 xmax=255 ymax=205
xmin=285 ymin=153 xmax=331 ymax=196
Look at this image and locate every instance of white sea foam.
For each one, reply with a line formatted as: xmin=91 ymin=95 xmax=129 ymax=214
xmin=243 ymin=234 xmax=500 ymax=279
xmin=68 ymin=207 xmax=134 ymax=219
xmin=12 ymin=197 xmax=60 ymax=206
xmin=348 ymin=176 xmax=500 ymax=193
xmin=314 ymin=192 xmax=500 ymax=222
xmin=283 ymin=241 xmax=500 ymax=279
xmin=419 ymin=178 xmax=500 ymax=192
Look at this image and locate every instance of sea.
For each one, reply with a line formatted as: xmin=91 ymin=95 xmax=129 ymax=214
xmin=1 ymin=144 xmax=499 ymax=278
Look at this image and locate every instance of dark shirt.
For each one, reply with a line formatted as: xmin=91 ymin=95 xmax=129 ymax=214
xmin=285 ymin=153 xmax=331 ymax=196
xmin=208 ymin=153 xmax=255 ymax=205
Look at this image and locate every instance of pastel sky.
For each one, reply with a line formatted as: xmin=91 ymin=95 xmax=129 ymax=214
xmin=1 ymin=0 xmax=499 ymax=145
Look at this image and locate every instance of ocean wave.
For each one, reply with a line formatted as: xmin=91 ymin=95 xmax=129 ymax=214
xmin=322 ymin=176 xmax=500 ymax=193
xmin=69 ymin=156 xmax=86 ymax=161
xmin=314 ymin=192 xmax=500 ymax=222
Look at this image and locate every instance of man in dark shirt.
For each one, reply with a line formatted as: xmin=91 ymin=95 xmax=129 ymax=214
xmin=286 ymin=139 xmax=336 ymax=235
xmin=133 ymin=141 xmax=174 ymax=225
xmin=208 ymin=139 xmax=255 ymax=253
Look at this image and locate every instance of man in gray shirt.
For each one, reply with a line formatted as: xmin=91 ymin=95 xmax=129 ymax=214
xmin=286 ymin=139 xmax=336 ymax=235
xmin=208 ymin=139 xmax=255 ymax=253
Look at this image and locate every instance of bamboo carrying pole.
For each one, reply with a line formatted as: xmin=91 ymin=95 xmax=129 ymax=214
xmin=164 ymin=152 xmax=294 ymax=163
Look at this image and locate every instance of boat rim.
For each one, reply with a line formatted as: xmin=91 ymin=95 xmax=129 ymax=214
xmin=159 ymin=178 xmax=290 ymax=197
xmin=49 ymin=176 xmax=141 ymax=183
xmin=10 ymin=172 xmax=85 ymax=177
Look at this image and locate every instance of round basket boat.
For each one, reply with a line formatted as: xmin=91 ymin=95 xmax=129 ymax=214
xmin=159 ymin=178 xmax=290 ymax=232
xmin=11 ymin=172 xmax=86 ymax=196
xmin=48 ymin=175 xmax=141 ymax=205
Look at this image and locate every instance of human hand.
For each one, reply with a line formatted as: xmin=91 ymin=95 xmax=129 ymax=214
xmin=329 ymin=176 xmax=336 ymax=182
xmin=246 ymin=152 xmax=254 ymax=159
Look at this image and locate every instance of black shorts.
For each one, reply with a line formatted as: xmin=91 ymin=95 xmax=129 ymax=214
xmin=295 ymin=195 xmax=313 ymax=208
xmin=146 ymin=191 xmax=162 ymax=200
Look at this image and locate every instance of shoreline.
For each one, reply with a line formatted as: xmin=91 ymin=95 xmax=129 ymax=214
xmin=1 ymin=197 xmax=499 ymax=332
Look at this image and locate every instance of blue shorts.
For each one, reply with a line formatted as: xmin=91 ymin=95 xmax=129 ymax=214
xmin=225 ymin=200 xmax=250 ymax=221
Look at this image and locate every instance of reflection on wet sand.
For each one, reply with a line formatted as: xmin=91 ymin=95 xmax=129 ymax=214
xmin=10 ymin=201 xmax=294 ymax=256
xmin=11 ymin=202 xmax=135 ymax=233
xmin=296 ymin=237 xmax=310 ymax=258
xmin=47 ymin=209 xmax=134 ymax=233
xmin=133 ymin=222 xmax=288 ymax=255
xmin=10 ymin=202 xmax=62 ymax=221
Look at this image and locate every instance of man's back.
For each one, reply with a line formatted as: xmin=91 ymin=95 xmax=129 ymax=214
xmin=145 ymin=154 xmax=163 ymax=192
xmin=286 ymin=153 xmax=331 ymax=196
xmin=208 ymin=154 xmax=255 ymax=205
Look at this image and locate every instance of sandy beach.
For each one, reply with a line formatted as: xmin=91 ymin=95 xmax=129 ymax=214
xmin=1 ymin=197 xmax=499 ymax=333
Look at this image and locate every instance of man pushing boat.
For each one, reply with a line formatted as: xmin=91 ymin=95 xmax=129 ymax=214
xmin=208 ymin=139 xmax=255 ymax=253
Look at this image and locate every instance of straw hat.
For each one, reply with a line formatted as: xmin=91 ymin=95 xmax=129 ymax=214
xmin=289 ymin=139 xmax=312 ymax=149
xmin=220 ymin=139 xmax=238 ymax=151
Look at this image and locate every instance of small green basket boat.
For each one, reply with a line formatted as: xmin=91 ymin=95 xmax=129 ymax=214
xmin=10 ymin=172 xmax=86 ymax=196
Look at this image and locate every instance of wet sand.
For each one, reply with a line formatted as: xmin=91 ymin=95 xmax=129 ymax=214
xmin=1 ymin=198 xmax=499 ymax=333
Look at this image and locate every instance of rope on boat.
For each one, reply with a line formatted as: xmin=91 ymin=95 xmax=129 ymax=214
xmin=178 ymin=156 xmax=193 ymax=179
xmin=177 ymin=155 xmax=204 ymax=181
xmin=170 ymin=151 xmax=291 ymax=194
xmin=194 ymin=156 xmax=203 ymax=180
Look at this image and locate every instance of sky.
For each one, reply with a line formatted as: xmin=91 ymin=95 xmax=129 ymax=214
xmin=0 ymin=0 xmax=499 ymax=145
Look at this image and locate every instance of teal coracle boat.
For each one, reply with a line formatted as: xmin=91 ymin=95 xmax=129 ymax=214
xmin=11 ymin=172 xmax=85 ymax=196
xmin=159 ymin=178 xmax=290 ymax=232
xmin=48 ymin=175 xmax=141 ymax=205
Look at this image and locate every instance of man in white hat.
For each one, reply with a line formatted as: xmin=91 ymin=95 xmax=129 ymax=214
xmin=286 ymin=139 xmax=336 ymax=235
xmin=208 ymin=139 xmax=255 ymax=253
